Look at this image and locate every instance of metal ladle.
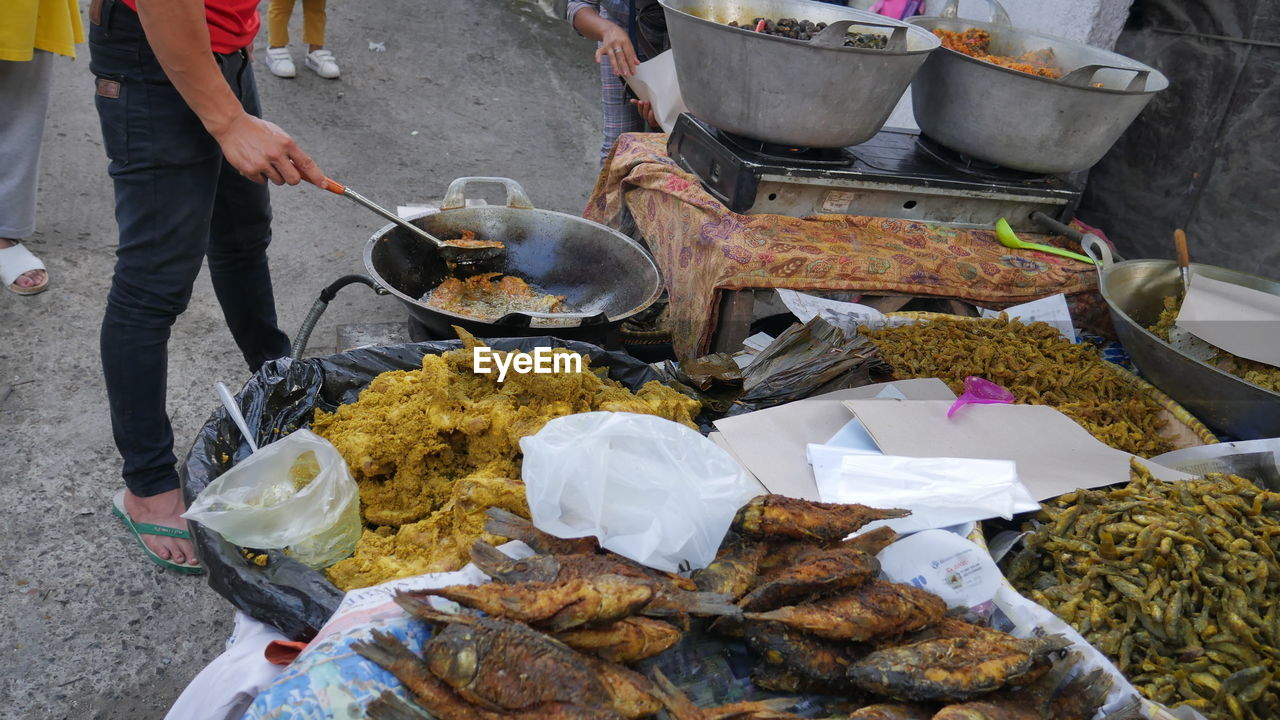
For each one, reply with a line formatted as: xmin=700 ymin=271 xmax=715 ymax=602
xmin=318 ymin=176 xmax=504 ymax=263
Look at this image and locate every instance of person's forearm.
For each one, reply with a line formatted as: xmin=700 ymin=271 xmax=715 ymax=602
xmin=135 ymin=0 xmax=246 ymax=138
xmin=572 ymin=7 xmax=616 ymax=43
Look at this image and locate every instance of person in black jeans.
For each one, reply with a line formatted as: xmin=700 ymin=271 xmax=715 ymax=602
xmin=89 ymin=0 xmax=324 ymax=572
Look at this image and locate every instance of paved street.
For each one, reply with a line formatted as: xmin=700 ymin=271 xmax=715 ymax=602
xmin=0 ymin=1 xmax=601 ymax=716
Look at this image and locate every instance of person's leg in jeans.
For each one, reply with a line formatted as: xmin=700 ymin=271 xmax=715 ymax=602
xmin=92 ymin=4 xmax=223 ymax=567
xmin=207 ymin=54 xmax=290 ymax=370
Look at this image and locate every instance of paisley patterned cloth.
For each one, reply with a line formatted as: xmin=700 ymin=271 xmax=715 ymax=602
xmin=583 ymin=133 xmax=1102 ymax=359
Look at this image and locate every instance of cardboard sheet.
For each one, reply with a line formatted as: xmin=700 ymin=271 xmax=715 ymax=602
xmin=712 ymin=379 xmax=956 ymax=499
xmin=843 ymin=401 xmax=1191 ymax=500
xmin=1177 ymin=274 xmax=1280 ymax=367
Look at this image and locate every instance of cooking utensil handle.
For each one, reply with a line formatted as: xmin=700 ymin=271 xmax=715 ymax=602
xmin=1174 ymin=229 xmax=1190 ymax=269
xmin=1081 ymin=233 xmax=1114 ymax=271
xmin=441 ymin=176 xmax=535 ymax=211
xmin=328 ymin=179 xmax=449 ymax=249
xmin=936 ymin=0 xmax=1011 ymax=27
xmin=1060 ymin=64 xmax=1151 ymax=91
xmin=1030 ymin=211 xmax=1084 ymax=243
xmin=495 ymin=310 xmax=610 ymax=327
xmin=812 ymin=19 xmax=908 ymax=52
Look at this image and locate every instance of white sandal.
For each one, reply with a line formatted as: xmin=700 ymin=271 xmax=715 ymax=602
xmin=0 ymin=242 xmax=50 ymax=295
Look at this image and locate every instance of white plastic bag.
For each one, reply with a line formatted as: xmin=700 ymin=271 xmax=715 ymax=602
xmin=183 ymin=429 xmax=361 ymax=569
xmin=520 ymin=412 xmax=759 ymax=573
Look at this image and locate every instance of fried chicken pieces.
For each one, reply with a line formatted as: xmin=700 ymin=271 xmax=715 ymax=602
xmin=314 ymin=331 xmax=700 ymax=590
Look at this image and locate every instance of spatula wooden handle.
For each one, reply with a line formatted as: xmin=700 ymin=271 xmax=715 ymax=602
xmin=318 ymin=176 xmax=346 ymax=195
xmin=1174 ymin=228 xmax=1190 ymax=269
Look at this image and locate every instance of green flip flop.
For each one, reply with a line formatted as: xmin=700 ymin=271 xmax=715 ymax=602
xmin=111 ymin=490 xmax=205 ymax=575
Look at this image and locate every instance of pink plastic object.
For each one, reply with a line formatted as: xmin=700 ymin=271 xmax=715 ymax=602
xmin=946 ymin=376 xmax=1016 ymax=418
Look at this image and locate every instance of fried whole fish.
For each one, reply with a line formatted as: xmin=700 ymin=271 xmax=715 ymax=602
xmin=846 ymin=703 xmax=936 ymax=720
xmin=745 ymin=620 xmax=864 ymax=691
xmin=931 ymin=662 xmax=1113 ymax=720
xmin=846 ymin=634 xmax=1072 ymax=702
xmin=354 ymin=632 xmax=625 ymax=720
xmin=484 ymin=507 xmax=601 ymax=555
xmin=406 ymin=575 xmax=654 ymax=631
xmin=650 ymin=668 xmax=797 ymax=720
xmin=554 ymin=617 xmax=683 ymax=663
xmin=870 ymin=617 xmax=1008 ymax=651
xmin=739 ymin=546 xmax=879 ymax=611
xmin=744 ymin=580 xmax=946 ymax=642
xmin=693 ymin=537 xmax=769 ymax=600
xmin=471 ymin=540 xmax=698 ymax=592
xmin=732 ymin=495 xmax=910 ymax=543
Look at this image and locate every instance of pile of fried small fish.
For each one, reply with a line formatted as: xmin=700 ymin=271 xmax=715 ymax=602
xmin=355 ymin=508 xmax=799 ymax=720
xmin=695 ymin=496 xmax=1113 ymax=719
xmin=1149 ymin=295 xmax=1280 ymax=393
xmin=313 ymin=330 xmax=701 ymax=590
xmin=863 ymin=316 xmax=1172 ymax=457
xmin=1004 ymin=461 xmax=1280 ymax=720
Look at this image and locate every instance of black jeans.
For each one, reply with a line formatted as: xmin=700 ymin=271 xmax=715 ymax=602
xmin=90 ymin=0 xmax=290 ymax=497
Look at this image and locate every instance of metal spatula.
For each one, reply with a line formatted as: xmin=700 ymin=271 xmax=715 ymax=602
xmin=318 ymin=176 xmax=504 ymax=264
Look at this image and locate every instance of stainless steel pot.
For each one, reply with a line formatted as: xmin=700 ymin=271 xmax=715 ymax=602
xmin=1083 ymin=236 xmax=1280 ymax=440
xmin=660 ymin=0 xmax=939 ymax=148
xmin=908 ymin=0 xmax=1168 ymax=174
xmin=363 ymin=177 xmax=663 ymax=341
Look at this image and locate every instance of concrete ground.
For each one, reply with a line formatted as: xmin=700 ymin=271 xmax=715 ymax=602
xmin=0 ymin=1 xmax=602 ymax=717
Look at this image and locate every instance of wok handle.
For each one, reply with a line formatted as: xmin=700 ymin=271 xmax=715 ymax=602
xmin=936 ymin=0 xmax=1011 ymax=27
xmin=441 ymin=177 xmax=535 ymax=211
xmin=1081 ymin=234 xmax=1115 ymax=272
xmin=1060 ymin=64 xmax=1151 ymax=91
xmin=812 ymin=19 xmax=908 ymax=52
xmin=495 ymin=310 xmax=610 ymax=328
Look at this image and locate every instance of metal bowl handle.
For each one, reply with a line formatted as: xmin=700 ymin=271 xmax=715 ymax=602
xmin=1060 ymin=64 xmax=1151 ymax=92
xmin=812 ymin=19 xmax=909 ymax=52
xmin=936 ymin=0 xmax=1012 ymax=26
xmin=441 ymin=177 xmax=535 ymax=211
xmin=1081 ymin=234 xmax=1115 ymax=273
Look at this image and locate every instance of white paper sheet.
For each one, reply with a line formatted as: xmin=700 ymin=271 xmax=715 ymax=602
xmin=775 ymin=288 xmax=887 ymax=325
xmin=624 ymin=50 xmax=689 ymax=133
xmin=980 ymin=293 xmax=1077 ymax=343
xmin=815 ymin=455 xmax=1038 ymax=534
xmin=1176 ymin=273 xmax=1280 ymax=367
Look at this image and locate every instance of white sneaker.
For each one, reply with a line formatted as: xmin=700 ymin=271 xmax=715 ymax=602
xmin=305 ymin=49 xmax=340 ymax=79
xmin=265 ymin=47 xmax=296 ymax=78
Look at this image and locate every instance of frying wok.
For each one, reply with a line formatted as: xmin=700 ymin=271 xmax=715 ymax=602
xmin=363 ymin=177 xmax=664 ymax=342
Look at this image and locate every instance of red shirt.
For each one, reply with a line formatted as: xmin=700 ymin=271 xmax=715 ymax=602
xmin=122 ymin=0 xmax=260 ymax=54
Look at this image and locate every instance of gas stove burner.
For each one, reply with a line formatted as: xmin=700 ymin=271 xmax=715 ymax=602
xmin=915 ymin=134 xmax=1049 ymax=183
xmin=716 ymin=129 xmax=853 ymax=168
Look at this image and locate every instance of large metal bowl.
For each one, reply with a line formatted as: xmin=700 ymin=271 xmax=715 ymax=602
xmin=660 ymin=0 xmax=939 ymax=148
xmin=1084 ymin=236 xmax=1280 ymax=440
xmin=364 ymin=177 xmax=663 ymax=341
xmin=908 ymin=0 xmax=1167 ymax=174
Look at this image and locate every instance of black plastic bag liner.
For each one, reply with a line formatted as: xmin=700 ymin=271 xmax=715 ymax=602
xmin=179 ymin=337 xmax=665 ymax=640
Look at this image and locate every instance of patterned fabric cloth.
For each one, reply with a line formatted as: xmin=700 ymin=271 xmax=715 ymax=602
xmin=583 ymin=133 xmax=1103 ymax=359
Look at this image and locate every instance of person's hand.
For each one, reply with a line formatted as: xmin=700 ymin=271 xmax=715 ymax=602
xmin=595 ymin=25 xmax=639 ymax=77
xmin=630 ymin=99 xmax=658 ymax=128
xmin=213 ymin=113 xmax=324 ymax=185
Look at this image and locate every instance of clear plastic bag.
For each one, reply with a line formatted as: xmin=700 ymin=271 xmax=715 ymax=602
xmin=183 ymin=429 xmax=360 ymax=569
xmin=520 ymin=412 xmax=760 ymax=573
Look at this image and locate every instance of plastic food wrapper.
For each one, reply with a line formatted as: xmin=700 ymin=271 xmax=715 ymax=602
xmin=816 ymin=454 xmax=1039 ymax=534
xmin=183 ymin=429 xmax=360 ymax=569
xmin=180 ymin=337 xmax=672 ymax=640
xmin=947 ymin=376 xmax=1016 ymax=418
xmin=520 ymin=411 xmax=760 ymax=573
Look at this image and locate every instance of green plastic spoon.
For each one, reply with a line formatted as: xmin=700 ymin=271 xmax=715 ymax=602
xmin=995 ymin=218 xmax=1095 ymax=265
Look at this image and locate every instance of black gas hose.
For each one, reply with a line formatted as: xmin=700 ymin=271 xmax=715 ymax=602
xmin=290 ymin=275 xmax=389 ymax=359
